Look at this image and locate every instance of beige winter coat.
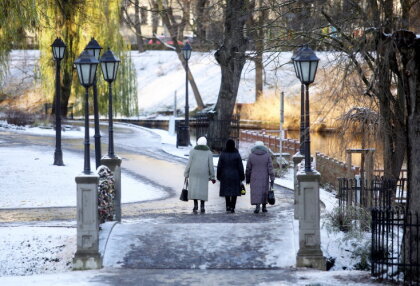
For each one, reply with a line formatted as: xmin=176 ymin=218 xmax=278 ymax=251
xmin=184 ymin=145 xmax=215 ymax=201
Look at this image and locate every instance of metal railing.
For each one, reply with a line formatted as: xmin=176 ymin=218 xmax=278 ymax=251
xmin=337 ymin=177 xmax=407 ymax=211
xmin=240 ymin=130 xmax=299 ymax=154
xmin=191 ymin=114 xmax=240 ymax=149
xmin=372 ymin=207 xmax=420 ymax=285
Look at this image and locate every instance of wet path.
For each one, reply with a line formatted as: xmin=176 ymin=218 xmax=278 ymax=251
xmin=0 ymin=122 xmax=294 ymax=222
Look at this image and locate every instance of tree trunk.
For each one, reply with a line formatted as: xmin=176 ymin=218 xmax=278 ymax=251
xmin=157 ymin=1 xmax=204 ymax=109
xmin=392 ymin=30 xmax=420 ymax=281
xmin=195 ymin=0 xmax=208 ymax=44
xmin=376 ymin=34 xmax=406 ymax=180
xmin=207 ymin=0 xmax=251 ymax=151
xmin=152 ymin=1 xmax=159 ymax=43
xmin=134 ymin=0 xmax=145 ymax=52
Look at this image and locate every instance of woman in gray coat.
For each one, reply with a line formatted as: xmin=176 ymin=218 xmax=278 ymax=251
xmin=184 ymin=137 xmax=216 ymax=213
xmin=245 ymin=141 xmax=275 ymax=213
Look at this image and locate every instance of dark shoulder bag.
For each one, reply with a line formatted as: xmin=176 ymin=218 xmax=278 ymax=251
xmin=180 ymin=178 xmax=189 ymax=201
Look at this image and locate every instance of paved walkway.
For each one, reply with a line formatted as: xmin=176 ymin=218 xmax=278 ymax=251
xmin=0 ymin=123 xmax=383 ymax=285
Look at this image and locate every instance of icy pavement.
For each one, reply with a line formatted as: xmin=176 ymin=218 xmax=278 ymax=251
xmin=0 ymin=267 xmax=382 ymax=286
xmin=0 ymin=122 xmax=378 ymax=285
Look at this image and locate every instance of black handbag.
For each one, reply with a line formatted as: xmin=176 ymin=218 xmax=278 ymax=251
xmin=180 ymin=178 xmax=189 ymax=201
xmin=267 ymin=189 xmax=275 ymax=205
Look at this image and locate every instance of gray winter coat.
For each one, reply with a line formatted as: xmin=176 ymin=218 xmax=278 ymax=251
xmin=184 ymin=145 xmax=215 ymax=201
xmin=245 ymin=146 xmax=275 ymax=205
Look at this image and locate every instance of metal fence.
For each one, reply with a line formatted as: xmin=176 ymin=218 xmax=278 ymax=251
xmin=371 ymin=207 xmax=420 ymax=285
xmin=337 ymin=177 xmax=407 ymax=211
xmin=240 ymin=130 xmax=300 ymax=154
xmin=190 ymin=114 xmax=240 ymax=149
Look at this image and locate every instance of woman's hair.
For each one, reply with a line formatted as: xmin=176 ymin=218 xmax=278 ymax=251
xmin=224 ymin=139 xmax=236 ymax=152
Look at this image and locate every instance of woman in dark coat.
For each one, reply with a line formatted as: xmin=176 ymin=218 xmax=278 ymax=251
xmin=246 ymin=141 xmax=275 ymax=213
xmin=217 ymin=139 xmax=245 ymax=213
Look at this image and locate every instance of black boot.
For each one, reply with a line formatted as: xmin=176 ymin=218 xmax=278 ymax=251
xmin=262 ymin=204 xmax=267 ymax=213
xmin=225 ymin=197 xmax=231 ymax=212
xmin=200 ymin=200 xmax=205 ymax=213
xmin=254 ymin=204 xmax=260 ymax=214
xmin=231 ymin=196 xmax=237 ymax=213
xmin=193 ymin=200 xmax=198 ymax=213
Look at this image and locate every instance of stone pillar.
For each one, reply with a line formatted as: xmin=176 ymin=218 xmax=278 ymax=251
xmin=293 ymin=153 xmax=305 ymax=220
xmin=73 ymin=173 xmax=102 ymax=270
xmin=296 ymin=170 xmax=326 ymax=270
xmin=101 ymin=155 xmax=122 ymax=222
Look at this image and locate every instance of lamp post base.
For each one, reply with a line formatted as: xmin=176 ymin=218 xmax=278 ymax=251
xmin=297 ymin=249 xmax=326 ymax=270
xmin=54 ymin=150 xmax=64 ymax=166
xmin=101 ymin=155 xmax=122 ymax=222
xmin=176 ymin=125 xmax=190 ymax=148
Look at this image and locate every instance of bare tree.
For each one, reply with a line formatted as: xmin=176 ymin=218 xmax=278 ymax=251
xmin=207 ymin=0 xmax=253 ymax=150
xmin=121 ymin=0 xmax=146 ymax=52
xmin=156 ymin=0 xmax=204 ymax=109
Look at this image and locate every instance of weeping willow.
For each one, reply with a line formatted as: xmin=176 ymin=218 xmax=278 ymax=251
xmin=0 ymin=0 xmax=38 ymax=84
xmin=37 ymin=0 xmax=138 ymax=117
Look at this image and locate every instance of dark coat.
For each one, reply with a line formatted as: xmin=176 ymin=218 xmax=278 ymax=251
xmin=217 ymin=149 xmax=245 ymax=197
xmin=245 ymin=146 xmax=275 ymax=205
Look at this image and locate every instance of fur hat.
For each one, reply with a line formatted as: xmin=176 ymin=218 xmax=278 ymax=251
xmin=197 ymin=136 xmax=207 ymax=146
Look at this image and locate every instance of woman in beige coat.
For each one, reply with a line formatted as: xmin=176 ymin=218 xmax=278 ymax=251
xmin=184 ymin=137 xmax=216 ymax=213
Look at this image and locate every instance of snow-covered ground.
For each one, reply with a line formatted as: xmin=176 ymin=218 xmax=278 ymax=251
xmin=0 ymin=120 xmax=95 ymax=139
xmin=132 ymin=50 xmax=335 ymax=114
xmin=0 ymin=123 xmax=369 ymax=281
xmin=0 ymin=225 xmax=76 ymax=276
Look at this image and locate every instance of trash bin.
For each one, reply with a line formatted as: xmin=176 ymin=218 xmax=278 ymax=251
xmin=176 ymin=124 xmax=190 ymax=148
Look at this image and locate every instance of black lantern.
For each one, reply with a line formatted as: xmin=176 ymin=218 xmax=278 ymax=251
xmin=291 ymin=47 xmax=302 ymax=80
xmin=85 ymin=38 xmax=102 ymax=169
xmin=100 ymin=48 xmax=120 ymax=83
xmin=292 ymin=45 xmax=319 ymax=172
xmin=292 ymin=47 xmax=305 ymax=155
xmin=51 ymin=37 xmax=66 ymax=61
xmin=182 ymin=42 xmax=192 ymax=61
xmin=176 ymin=42 xmax=192 ymax=147
xmin=100 ymin=48 xmax=120 ymax=157
xmin=294 ymin=45 xmax=319 ymax=85
xmin=51 ymin=37 xmax=66 ymax=166
xmin=74 ymin=50 xmax=99 ymax=87
xmin=85 ymin=37 xmax=102 ymax=60
xmin=74 ymin=50 xmax=99 ymax=174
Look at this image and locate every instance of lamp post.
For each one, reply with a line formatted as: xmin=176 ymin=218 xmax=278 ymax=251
xmin=85 ymin=38 xmax=103 ymax=169
xmin=293 ymin=45 xmax=319 ymax=172
xmin=182 ymin=42 xmax=192 ymax=145
xmin=51 ymin=37 xmax=66 ymax=166
xmin=74 ymin=50 xmax=99 ymax=174
xmin=292 ymin=47 xmax=305 ymax=155
xmin=99 ymin=48 xmax=120 ymax=157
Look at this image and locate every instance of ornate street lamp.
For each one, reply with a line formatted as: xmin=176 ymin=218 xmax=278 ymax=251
xmin=85 ymin=37 xmax=103 ymax=169
xmin=180 ymin=42 xmax=192 ymax=146
xmin=51 ymin=37 xmax=66 ymax=166
xmin=99 ymin=48 xmax=120 ymax=158
xmin=293 ymin=45 xmax=319 ymax=172
xmin=74 ymin=50 xmax=99 ymax=174
xmin=292 ymin=47 xmax=305 ymax=155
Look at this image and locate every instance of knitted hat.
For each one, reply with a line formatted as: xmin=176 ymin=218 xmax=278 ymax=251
xmin=197 ymin=137 xmax=207 ymax=146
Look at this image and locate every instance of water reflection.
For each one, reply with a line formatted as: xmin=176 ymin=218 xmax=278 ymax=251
xmin=283 ymin=130 xmax=384 ymax=168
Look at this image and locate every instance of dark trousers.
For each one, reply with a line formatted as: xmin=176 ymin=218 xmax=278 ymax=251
xmin=225 ymin=196 xmax=237 ymax=210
